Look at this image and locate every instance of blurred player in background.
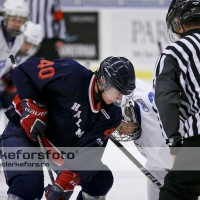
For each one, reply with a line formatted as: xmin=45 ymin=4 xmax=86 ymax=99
xmin=1 ymin=56 xmax=135 ymax=200
xmin=0 ymin=21 xmax=43 ymax=134
xmin=0 ymin=0 xmax=29 ymax=133
xmin=0 ymin=0 xmax=29 ymax=102
xmin=15 ymin=20 xmax=43 ymax=65
xmin=26 ymin=0 xmax=67 ymax=60
xmin=111 ymin=78 xmax=172 ymax=200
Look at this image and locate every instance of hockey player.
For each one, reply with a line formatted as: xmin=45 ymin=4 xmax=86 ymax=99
xmin=0 ymin=0 xmax=29 ymax=105
xmin=111 ymin=78 xmax=173 ymax=200
xmin=0 ymin=0 xmax=29 ymax=133
xmin=15 ymin=21 xmax=43 ymax=65
xmin=1 ymin=56 xmax=135 ymax=200
xmin=0 ymin=20 xmax=42 ymax=134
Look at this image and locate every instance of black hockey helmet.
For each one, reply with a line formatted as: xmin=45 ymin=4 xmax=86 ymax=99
xmin=166 ymin=0 xmax=200 ymax=33
xmin=95 ymin=56 xmax=136 ymax=95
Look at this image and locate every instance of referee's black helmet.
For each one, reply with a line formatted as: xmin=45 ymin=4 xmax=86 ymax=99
xmin=166 ymin=0 xmax=200 ymax=33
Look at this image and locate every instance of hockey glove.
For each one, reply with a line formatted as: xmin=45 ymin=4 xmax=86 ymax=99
xmin=20 ymin=99 xmax=48 ymax=141
xmin=1 ymin=68 xmax=17 ymax=93
xmin=45 ymin=170 xmax=80 ymax=200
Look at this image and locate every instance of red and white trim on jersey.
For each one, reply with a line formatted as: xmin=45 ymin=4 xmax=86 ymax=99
xmin=41 ymin=135 xmax=65 ymax=166
xmin=88 ymin=75 xmax=101 ymax=113
xmin=12 ymin=94 xmax=23 ymax=116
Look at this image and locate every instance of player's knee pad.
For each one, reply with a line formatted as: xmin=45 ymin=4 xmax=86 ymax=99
xmin=7 ymin=174 xmax=44 ymax=200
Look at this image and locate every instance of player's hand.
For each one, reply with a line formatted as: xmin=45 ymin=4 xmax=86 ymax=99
xmin=1 ymin=68 xmax=17 ymax=93
xmin=45 ymin=170 xmax=80 ymax=200
xmin=20 ymin=99 xmax=48 ymax=141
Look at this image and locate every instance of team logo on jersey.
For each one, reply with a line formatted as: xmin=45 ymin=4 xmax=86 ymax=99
xmin=148 ymin=92 xmax=154 ymax=104
xmin=71 ymin=102 xmax=85 ymax=138
xmin=0 ymin=60 xmax=6 ymax=70
xmin=75 ymin=128 xmax=84 ymax=138
xmin=136 ymin=99 xmax=149 ymax=112
xmin=96 ymin=138 xmax=104 ymax=146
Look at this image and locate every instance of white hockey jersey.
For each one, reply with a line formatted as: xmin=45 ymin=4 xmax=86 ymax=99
xmin=133 ymin=78 xmax=172 ymax=170
xmin=0 ymin=17 xmax=24 ymax=92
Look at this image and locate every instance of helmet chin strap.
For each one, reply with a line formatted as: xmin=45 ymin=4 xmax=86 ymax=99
xmin=94 ymin=81 xmax=104 ymax=102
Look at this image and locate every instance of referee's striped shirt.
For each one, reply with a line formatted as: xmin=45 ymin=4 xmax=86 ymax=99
xmin=153 ymin=29 xmax=200 ymax=154
xmin=26 ymin=0 xmax=66 ymax=40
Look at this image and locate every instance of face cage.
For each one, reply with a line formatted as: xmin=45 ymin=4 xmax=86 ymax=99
xmin=167 ymin=28 xmax=180 ymax=43
xmin=5 ymin=26 xmax=22 ymax=37
xmin=5 ymin=27 xmax=21 ymax=36
xmin=110 ymin=100 xmax=141 ymax=142
xmin=4 ymin=15 xmax=27 ymax=37
xmin=110 ymin=121 xmax=141 ymax=142
xmin=167 ymin=16 xmax=182 ymax=43
xmin=112 ymin=92 xmax=134 ymax=107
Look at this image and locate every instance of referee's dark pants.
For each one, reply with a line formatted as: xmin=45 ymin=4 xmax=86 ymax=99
xmin=33 ymin=38 xmax=61 ymax=60
xmin=159 ymin=135 xmax=200 ymax=200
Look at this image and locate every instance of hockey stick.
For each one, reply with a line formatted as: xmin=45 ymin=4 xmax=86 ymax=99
xmin=110 ymin=137 xmax=163 ymax=188
xmin=37 ymin=135 xmax=55 ymax=184
xmin=9 ymin=55 xmax=17 ymax=68
xmin=9 ymin=55 xmax=55 ymax=184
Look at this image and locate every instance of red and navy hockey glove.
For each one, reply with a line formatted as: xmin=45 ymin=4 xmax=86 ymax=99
xmin=45 ymin=170 xmax=80 ymax=200
xmin=20 ymin=99 xmax=48 ymax=141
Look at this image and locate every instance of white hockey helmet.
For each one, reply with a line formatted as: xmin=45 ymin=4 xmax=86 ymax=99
xmin=2 ymin=0 xmax=29 ymax=36
xmin=2 ymin=0 xmax=29 ymax=18
xmin=21 ymin=21 xmax=43 ymax=46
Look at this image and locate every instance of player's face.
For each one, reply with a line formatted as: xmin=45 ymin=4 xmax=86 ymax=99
xmin=6 ymin=16 xmax=26 ymax=31
xmin=102 ymin=87 xmax=123 ymax=104
xmin=20 ymin=41 xmax=34 ymax=54
xmin=117 ymin=121 xmax=137 ymax=135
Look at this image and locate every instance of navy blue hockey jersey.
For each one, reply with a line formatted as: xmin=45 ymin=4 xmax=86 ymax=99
xmin=11 ymin=58 xmax=122 ymax=181
xmin=13 ymin=57 xmax=122 ymax=146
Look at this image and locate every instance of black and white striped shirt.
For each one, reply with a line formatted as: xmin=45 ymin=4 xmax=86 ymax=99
xmin=26 ymin=0 xmax=66 ymax=40
xmin=153 ymin=28 xmax=200 ymax=154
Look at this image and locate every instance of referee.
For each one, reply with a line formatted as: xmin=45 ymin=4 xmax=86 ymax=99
xmin=26 ymin=0 xmax=66 ymax=60
xmin=153 ymin=0 xmax=200 ymax=199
